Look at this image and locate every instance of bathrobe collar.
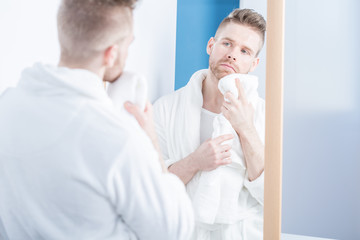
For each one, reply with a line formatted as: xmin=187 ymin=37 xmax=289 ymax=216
xmin=18 ymin=62 xmax=111 ymax=105
xmin=181 ymin=69 xmax=208 ymax=155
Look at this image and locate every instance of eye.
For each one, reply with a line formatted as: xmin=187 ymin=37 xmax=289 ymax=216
xmin=223 ymin=42 xmax=231 ymax=47
xmin=241 ymin=49 xmax=249 ymax=54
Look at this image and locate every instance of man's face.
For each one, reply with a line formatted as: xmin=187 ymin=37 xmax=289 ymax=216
xmin=103 ymin=32 xmax=134 ymax=82
xmin=207 ymin=22 xmax=262 ymax=80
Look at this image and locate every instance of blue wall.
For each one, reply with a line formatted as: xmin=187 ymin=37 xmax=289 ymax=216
xmin=174 ymin=0 xmax=239 ymax=90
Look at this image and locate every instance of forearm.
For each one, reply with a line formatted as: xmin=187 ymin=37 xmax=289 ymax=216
xmin=236 ymin=125 xmax=264 ymax=181
xmin=151 ymin=137 xmax=168 ymax=173
xmin=168 ymin=155 xmax=198 ymax=185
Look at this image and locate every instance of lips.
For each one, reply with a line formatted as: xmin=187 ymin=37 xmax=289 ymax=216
xmin=220 ymin=63 xmax=235 ymax=72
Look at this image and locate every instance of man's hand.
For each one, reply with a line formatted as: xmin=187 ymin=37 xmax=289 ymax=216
xmin=221 ymin=78 xmax=255 ymax=134
xmin=124 ymin=101 xmax=167 ymax=172
xmin=220 ymin=78 xmax=264 ymax=181
xmin=189 ymin=134 xmax=233 ymax=172
xmin=124 ymin=101 xmax=157 ymax=143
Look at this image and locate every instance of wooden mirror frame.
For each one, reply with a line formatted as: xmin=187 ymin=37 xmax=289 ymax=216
xmin=264 ymin=0 xmax=284 ymax=239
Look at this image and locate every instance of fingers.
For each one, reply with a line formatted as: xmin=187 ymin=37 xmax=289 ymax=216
xmin=220 ymin=144 xmax=231 ymax=153
xmin=222 ymin=99 xmax=234 ymax=111
xmin=217 ymin=148 xmax=232 ymax=165
xmin=223 ymin=91 xmax=244 ymax=111
xmin=144 ymin=100 xmax=153 ymax=114
xmin=217 ymin=157 xmax=232 ymax=166
xmin=221 ymin=148 xmax=231 ymax=157
xmin=213 ymin=134 xmax=234 ymax=144
xmin=224 ymin=91 xmax=237 ymax=104
xmin=124 ymin=101 xmax=146 ymax=127
xmin=235 ymin=78 xmax=246 ymax=102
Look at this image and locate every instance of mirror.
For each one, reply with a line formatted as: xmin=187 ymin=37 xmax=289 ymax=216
xmin=1 ymin=0 xmax=272 ymax=239
xmin=174 ymin=1 xmax=269 ymax=239
xmin=1 ymin=0 xmax=276 ymax=239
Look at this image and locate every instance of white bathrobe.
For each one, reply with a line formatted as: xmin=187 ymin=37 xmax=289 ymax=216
xmin=0 ymin=63 xmax=194 ymax=240
xmin=153 ymin=69 xmax=265 ymax=240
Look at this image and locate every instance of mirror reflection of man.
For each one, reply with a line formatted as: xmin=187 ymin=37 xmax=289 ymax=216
xmin=154 ymin=9 xmax=266 ymax=239
xmin=0 ymin=0 xmax=194 ymax=239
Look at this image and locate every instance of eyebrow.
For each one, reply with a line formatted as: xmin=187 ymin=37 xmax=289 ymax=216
xmin=220 ymin=37 xmax=255 ymax=55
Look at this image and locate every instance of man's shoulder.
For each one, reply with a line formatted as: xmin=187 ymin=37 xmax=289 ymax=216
xmin=81 ymin=106 xmax=153 ymax=161
xmin=153 ymin=87 xmax=186 ymax=112
xmin=91 ymin=106 xmax=142 ymax=134
xmin=154 ymin=69 xmax=207 ymax=107
xmin=80 ymin=102 xmax=143 ymax=143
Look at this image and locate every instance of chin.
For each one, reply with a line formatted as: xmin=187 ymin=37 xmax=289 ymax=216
xmin=104 ymin=71 xmax=123 ymax=83
xmin=215 ymin=71 xmax=232 ymax=80
xmin=210 ymin=66 xmax=233 ymax=80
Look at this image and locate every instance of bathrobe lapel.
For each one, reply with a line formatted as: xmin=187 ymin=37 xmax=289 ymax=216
xmin=175 ymin=70 xmax=207 ymax=159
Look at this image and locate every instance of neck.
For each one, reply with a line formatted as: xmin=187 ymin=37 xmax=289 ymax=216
xmin=58 ymin=56 xmax=105 ymax=80
xmin=202 ymin=69 xmax=224 ymax=114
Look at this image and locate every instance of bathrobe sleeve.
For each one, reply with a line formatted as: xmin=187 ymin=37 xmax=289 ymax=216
xmin=244 ymin=171 xmax=264 ymax=205
xmin=106 ymin=130 xmax=194 ymax=240
xmin=244 ymin=97 xmax=266 ymax=205
xmin=153 ymin=96 xmax=179 ymax=168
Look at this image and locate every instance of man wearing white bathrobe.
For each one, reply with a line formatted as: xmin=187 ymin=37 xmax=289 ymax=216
xmin=0 ymin=0 xmax=194 ymax=240
xmin=154 ymin=9 xmax=266 ymax=240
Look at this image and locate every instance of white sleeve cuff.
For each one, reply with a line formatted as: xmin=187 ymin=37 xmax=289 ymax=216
xmin=164 ymin=158 xmax=179 ymax=169
xmin=244 ymin=171 xmax=264 ymax=205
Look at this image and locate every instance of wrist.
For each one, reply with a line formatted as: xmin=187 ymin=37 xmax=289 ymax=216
xmin=234 ymin=122 xmax=256 ymax=136
xmin=185 ymin=153 xmax=200 ymax=174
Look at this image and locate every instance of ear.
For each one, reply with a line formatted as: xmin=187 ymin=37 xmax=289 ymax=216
xmin=103 ymin=44 xmax=119 ymax=68
xmin=249 ymin=57 xmax=260 ymax=72
xmin=206 ymin=37 xmax=215 ymax=55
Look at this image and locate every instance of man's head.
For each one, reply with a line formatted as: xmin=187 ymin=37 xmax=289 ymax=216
xmin=57 ymin=0 xmax=137 ymax=82
xmin=207 ymin=9 xmax=266 ymax=80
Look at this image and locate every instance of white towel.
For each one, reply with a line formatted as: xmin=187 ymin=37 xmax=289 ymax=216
xmin=218 ymin=73 xmax=258 ymax=104
xmin=107 ymin=71 xmax=148 ymax=112
xmin=192 ymin=73 xmax=259 ymax=225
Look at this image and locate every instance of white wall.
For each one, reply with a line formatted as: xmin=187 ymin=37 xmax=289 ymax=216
xmin=0 ymin=0 xmax=177 ymax=102
xmin=0 ymin=0 xmax=61 ymax=94
xmin=124 ymin=0 xmax=177 ymax=102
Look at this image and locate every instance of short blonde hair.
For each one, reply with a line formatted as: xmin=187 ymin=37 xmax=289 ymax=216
xmin=215 ymin=8 xmax=266 ymax=56
xmin=57 ymin=0 xmax=137 ymax=62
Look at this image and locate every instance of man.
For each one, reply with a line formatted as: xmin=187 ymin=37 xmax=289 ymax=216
xmin=153 ymin=9 xmax=266 ymax=239
xmin=0 ymin=0 xmax=193 ymax=239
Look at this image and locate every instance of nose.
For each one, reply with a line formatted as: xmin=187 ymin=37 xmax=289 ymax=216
xmin=227 ymin=46 xmax=239 ymax=61
xmin=227 ymin=55 xmax=236 ymax=61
